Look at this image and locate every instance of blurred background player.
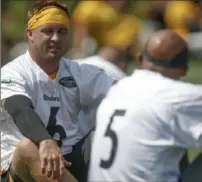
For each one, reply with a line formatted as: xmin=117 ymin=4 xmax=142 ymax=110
xmin=75 ymin=12 xmax=140 ymax=78
xmin=75 ymin=16 xmax=139 ymax=164
xmin=72 ymin=0 xmax=140 ymax=160
xmin=70 ymin=0 xmax=140 ymax=58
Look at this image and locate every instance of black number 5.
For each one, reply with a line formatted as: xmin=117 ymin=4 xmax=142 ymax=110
xmin=100 ymin=109 xmax=126 ymax=169
xmin=47 ymin=107 xmax=66 ymax=147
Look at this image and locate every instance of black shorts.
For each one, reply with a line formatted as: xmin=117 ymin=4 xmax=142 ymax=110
xmin=64 ymin=137 xmax=88 ymax=182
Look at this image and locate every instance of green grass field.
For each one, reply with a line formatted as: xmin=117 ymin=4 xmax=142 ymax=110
xmin=183 ymin=59 xmax=202 ymax=84
xmin=183 ymin=59 xmax=202 ymax=162
xmin=127 ymin=58 xmax=202 ymax=163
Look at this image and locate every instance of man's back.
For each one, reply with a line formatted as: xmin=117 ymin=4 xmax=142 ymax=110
xmin=89 ymin=69 xmax=202 ymax=182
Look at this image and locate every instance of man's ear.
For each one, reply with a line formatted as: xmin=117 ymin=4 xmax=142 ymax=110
xmin=27 ymin=28 xmax=34 ymax=42
xmin=180 ymin=66 xmax=189 ymax=77
xmin=136 ymin=52 xmax=143 ymax=65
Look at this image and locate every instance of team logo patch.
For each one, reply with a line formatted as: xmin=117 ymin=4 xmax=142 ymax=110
xmin=59 ymin=77 xmax=77 ymax=88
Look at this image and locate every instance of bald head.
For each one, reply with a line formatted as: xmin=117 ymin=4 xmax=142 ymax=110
xmin=146 ymin=29 xmax=188 ymax=59
xmin=139 ymin=30 xmax=189 ymax=79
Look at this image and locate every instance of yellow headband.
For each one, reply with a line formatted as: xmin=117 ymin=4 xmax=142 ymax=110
xmin=28 ymin=5 xmax=70 ymax=30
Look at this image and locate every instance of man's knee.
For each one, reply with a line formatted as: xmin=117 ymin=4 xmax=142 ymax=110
xmin=12 ymin=138 xmax=39 ymax=173
xmin=14 ymin=138 xmax=38 ymax=161
xmin=9 ymin=138 xmax=38 ymax=182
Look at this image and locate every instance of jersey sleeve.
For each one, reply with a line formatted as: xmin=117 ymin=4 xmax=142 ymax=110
xmin=1 ymin=67 xmax=31 ymax=101
xmin=173 ymin=89 xmax=202 ymax=148
xmin=76 ymin=63 xmax=114 ymax=108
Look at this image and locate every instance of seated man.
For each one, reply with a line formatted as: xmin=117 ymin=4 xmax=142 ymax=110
xmin=0 ymin=1 xmax=115 ymax=182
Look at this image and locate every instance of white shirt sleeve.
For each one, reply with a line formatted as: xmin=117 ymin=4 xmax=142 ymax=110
xmin=173 ymin=92 xmax=202 ymax=148
xmin=75 ymin=63 xmax=114 ymax=108
xmin=1 ymin=67 xmax=31 ymax=101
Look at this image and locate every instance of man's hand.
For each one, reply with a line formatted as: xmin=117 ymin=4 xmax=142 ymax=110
xmin=39 ymin=139 xmax=72 ymax=180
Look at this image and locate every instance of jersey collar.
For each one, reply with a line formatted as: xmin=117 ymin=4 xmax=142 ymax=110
xmin=25 ymin=50 xmax=64 ymax=82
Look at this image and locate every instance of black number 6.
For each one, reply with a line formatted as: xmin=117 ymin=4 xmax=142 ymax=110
xmin=100 ymin=110 xmax=126 ymax=169
xmin=47 ymin=107 xmax=66 ymax=147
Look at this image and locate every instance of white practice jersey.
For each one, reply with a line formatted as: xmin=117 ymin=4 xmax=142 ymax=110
xmin=1 ymin=51 xmax=113 ymax=171
xmin=77 ymin=56 xmax=126 ymax=80
xmin=89 ymin=69 xmax=202 ymax=182
xmin=76 ymin=56 xmax=126 ymax=138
